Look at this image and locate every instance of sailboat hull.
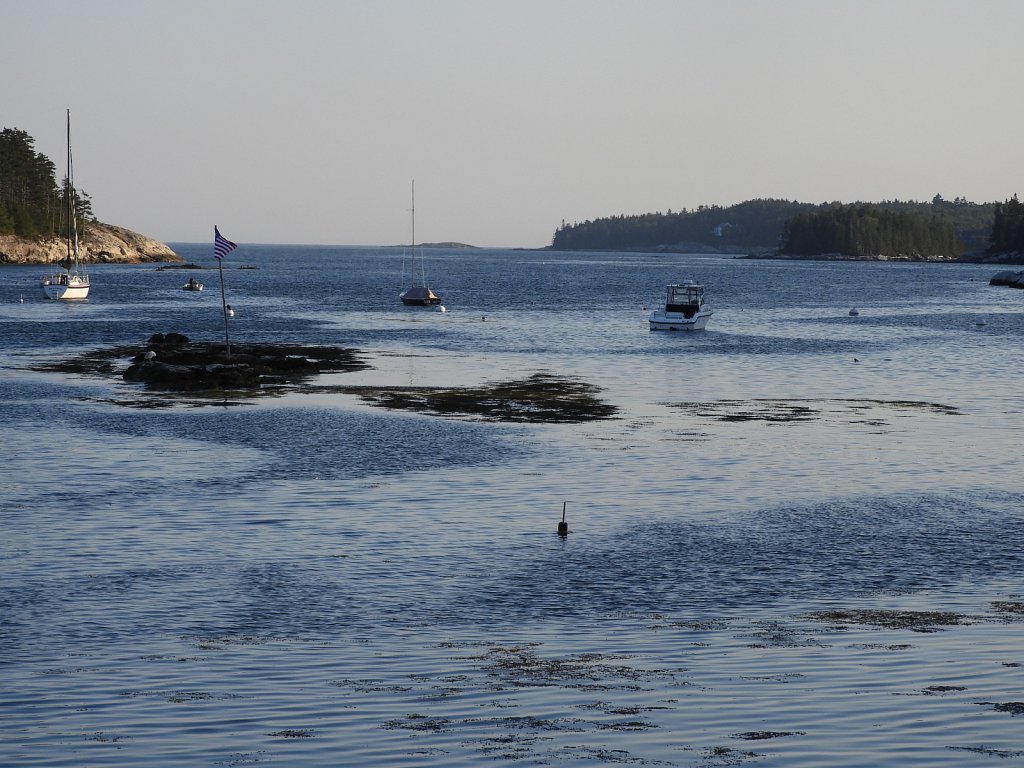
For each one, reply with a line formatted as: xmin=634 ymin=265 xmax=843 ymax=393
xmin=41 ymin=273 xmax=90 ymax=300
xmin=400 ymin=286 xmax=441 ymax=305
xmin=398 ymin=182 xmax=441 ymax=306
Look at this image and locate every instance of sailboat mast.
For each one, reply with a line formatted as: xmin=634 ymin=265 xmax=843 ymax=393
xmin=67 ymin=109 xmax=79 ymax=272
xmin=412 ymin=180 xmax=427 ymax=285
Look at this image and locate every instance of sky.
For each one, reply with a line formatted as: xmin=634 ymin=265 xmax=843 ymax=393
xmin=3 ymin=0 xmax=1022 ymax=248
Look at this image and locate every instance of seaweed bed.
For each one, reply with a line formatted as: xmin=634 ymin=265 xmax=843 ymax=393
xmin=668 ymin=398 xmax=959 ymax=424
xmin=33 ymin=335 xmax=617 ymax=422
xmin=328 ymin=372 xmax=618 ymax=423
xmin=806 ymin=609 xmax=965 ymax=631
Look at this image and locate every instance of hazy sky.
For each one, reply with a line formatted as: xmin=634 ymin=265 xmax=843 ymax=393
xmin=4 ymin=0 xmax=1022 ymax=248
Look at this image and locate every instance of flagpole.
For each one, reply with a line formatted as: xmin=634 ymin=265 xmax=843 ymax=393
xmin=213 ymin=226 xmax=238 ymax=359
xmin=218 ymin=257 xmax=231 ymax=359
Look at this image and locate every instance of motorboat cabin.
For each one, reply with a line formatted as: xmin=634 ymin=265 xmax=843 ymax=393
xmin=648 ymin=281 xmax=713 ymax=331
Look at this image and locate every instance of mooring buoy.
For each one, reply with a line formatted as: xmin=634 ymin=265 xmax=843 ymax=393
xmin=557 ymin=501 xmax=568 ymax=537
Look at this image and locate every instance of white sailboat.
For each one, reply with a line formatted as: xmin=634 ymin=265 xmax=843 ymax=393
xmin=399 ymin=180 xmax=441 ymax=306
xmin=41 ymin=109 xmax=90 ymax=300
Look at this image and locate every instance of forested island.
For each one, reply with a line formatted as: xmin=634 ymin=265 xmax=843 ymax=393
xmin=0 ymin=126 xmax=176 ymax=264
xmin=550 ymin=196 xmax=1024 ymax=263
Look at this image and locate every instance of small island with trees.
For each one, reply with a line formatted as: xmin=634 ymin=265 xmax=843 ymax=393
xmin=0 ymin=126 xmax=177 ymax=265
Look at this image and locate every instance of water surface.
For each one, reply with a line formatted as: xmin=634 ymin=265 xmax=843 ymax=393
xmin=2 ymin=247 xmax=1023 ymax=766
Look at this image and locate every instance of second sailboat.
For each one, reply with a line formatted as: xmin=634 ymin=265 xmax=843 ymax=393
xmin=399 ymin=181 xmax=442 ymax=306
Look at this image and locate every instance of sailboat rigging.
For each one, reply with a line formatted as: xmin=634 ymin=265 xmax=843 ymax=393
xmin=41 ymin=109 xmax=90 ymax=300
xmin=399 ymin=180 xmax=441 ymax=306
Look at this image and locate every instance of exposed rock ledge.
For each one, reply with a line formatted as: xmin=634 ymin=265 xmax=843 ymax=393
xmin=0 ymin=222 xmax=179 ymax=265
xmin=990 ymin=269 xmax=1024 ymax=289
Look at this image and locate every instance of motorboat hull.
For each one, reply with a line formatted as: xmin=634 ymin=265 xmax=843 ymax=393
xmin=648 ymin=307 xmax=712 ymax=331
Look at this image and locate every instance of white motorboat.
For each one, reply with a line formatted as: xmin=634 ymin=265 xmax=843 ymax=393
xmin=183 ymin=277 xmax=204 ymax=291
xmin=648 ymin=281 xmax=712 ymax=331
xmin=41 ymin=110 xmax=90 ymax=300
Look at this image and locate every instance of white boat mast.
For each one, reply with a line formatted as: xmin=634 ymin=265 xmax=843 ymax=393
xmin=67 ymin=108 xmax=79 ymax=272
xmin=410 ymin=179 xmax=427 ymax=286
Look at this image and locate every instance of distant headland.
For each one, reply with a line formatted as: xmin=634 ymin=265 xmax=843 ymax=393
xmin=549 ymin=195 xmax=1024 ymax=264
xmin=386 ymin=242 xmax=477 ymax=249
xmin=0 ymin=123 xmax=179 ymax=265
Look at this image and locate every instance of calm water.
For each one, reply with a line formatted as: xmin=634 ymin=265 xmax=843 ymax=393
xmin=2 ymin=246 xmax=1024 ymax=766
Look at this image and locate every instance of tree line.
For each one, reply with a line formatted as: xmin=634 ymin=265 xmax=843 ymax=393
xmin=989 ymin=195 xmax=1024 ymax=253
xmin=780 ymin=203 xmax=965 ymax=258
xmin=551 ymin=199 xmax=820 ymax=251
xmin=0 ymin=126 xmax=93 ymax=238
xmin=551 ymin=195 xmax=1017 ymax=257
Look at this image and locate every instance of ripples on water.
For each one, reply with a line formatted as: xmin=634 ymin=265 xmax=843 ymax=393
xmin=2 ymin=247 xmax=1024 ymax=766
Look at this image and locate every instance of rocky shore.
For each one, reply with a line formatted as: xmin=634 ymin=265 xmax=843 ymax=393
xmin=0 ymin=222 xmax=179 ymax=265
xmin=990 ymin=269 xmax=1024 ymax=288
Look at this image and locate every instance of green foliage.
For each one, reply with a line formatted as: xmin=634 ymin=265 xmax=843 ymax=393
xmin=781 ymin=203 xmax=964 ymax=258
xmin=551 ymin=199 xmax=819 ymax=250
xmin=0 ymin=202 xmax=13 ymax=234
xmin=0 ymin=125 xmax=91 ymax=238
xmin=551 ymin=196 xmax=998 ymax=255
xmin=988 ymin=195 xmax=1024 ymax=253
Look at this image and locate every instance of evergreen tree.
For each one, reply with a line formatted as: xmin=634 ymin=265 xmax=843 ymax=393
xmin=0 ymin=125 xmax=92 ymax=238
xmin=989 ymin=195 xmax=1024 ymax=253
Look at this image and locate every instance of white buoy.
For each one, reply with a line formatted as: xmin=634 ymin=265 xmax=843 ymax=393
xmin=438 ymin=305 xmax=447 ymax=313
xmin=226 ymin=304 xmax=235 ymax=317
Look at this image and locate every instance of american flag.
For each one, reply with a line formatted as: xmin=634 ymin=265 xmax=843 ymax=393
xmin=214 ymin=226 xmax=238 ymax=260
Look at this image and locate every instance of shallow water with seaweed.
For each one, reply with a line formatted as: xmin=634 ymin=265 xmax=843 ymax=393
xmin=2 ymin=247 xmax=1023 ymax=766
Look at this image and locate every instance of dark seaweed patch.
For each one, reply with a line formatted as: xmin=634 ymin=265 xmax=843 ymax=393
xmin=382 ymin=714 xmax=453 ymax=732
xmin=807 ymin=609 xmax=964 ymax=630
xmin=732 ymin=731 xmax=804 ymax=740
xmin=339 ymin=373 xmax=617 ymax=423
xmin=667 ymin=398 xmax=959 ymax=424
xmin=948 ymin=746 xmax=1024 ymax=758
xmin=992 ymin=601 xmax=1024 ymax=615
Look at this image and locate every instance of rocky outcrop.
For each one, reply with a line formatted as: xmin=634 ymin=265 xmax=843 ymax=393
xmin=119 ymin=334 xmax=370 ymax=393
xmin=0 ymin=221 xmax=179 ymax=265
xmin=961 ymin=251 xmax=1024 ymax=265
xmin=990 ymin=270 xmax=1024 ymax=288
